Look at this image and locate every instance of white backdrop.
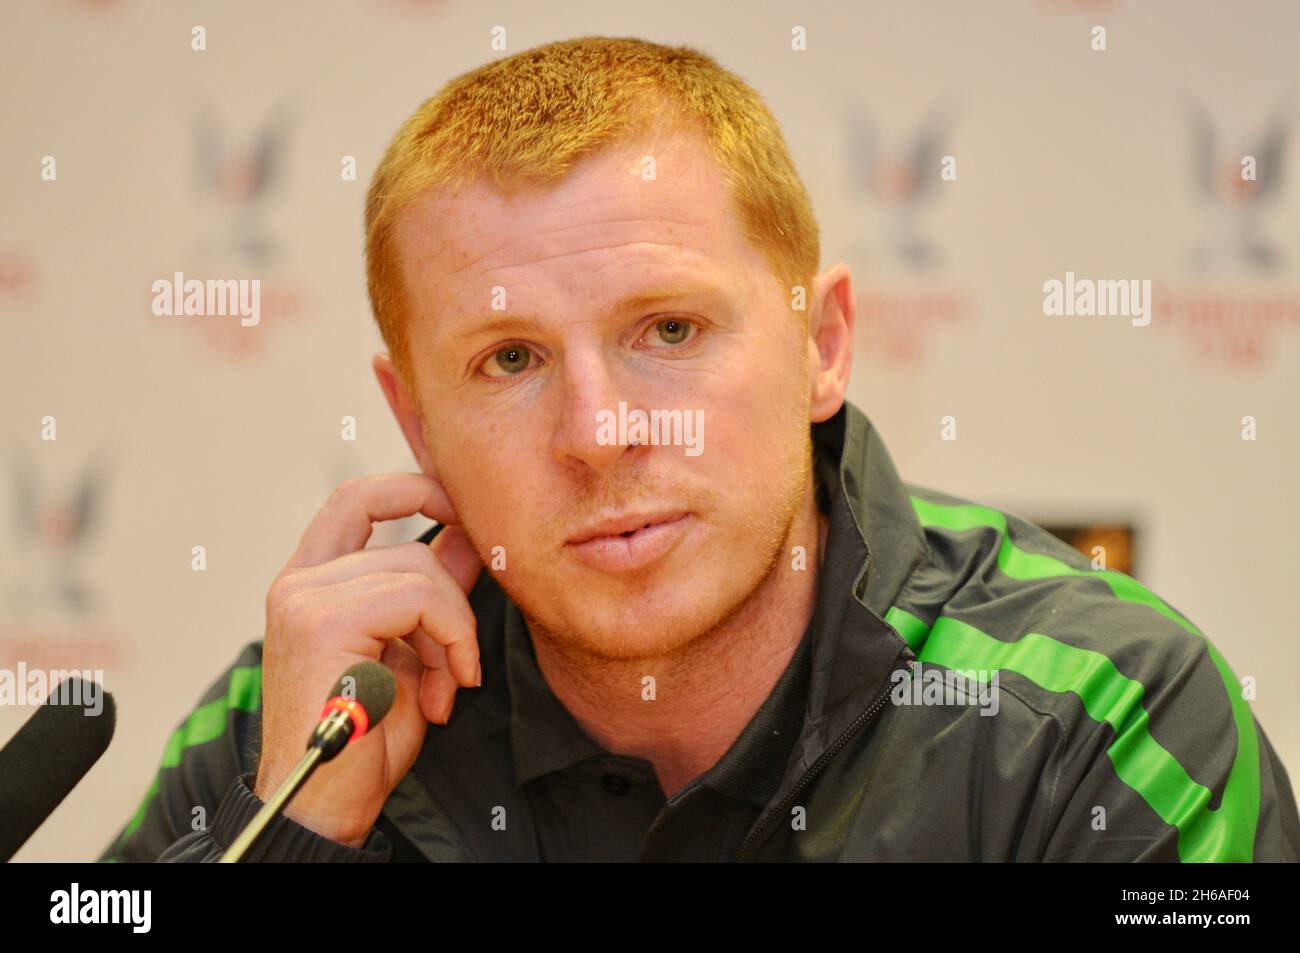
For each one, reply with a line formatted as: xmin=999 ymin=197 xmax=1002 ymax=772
xmin=2 ymin=0 xmax=1297 ymax=860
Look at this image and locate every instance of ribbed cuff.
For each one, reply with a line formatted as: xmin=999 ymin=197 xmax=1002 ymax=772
xmin=210 ymin=773 xmax=392 ymax=862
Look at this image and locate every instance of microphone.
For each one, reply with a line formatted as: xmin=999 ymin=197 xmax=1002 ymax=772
xmin=220 ymin=661 xmax=396 ymax=863
xmin=0 ymin=676 xmax=116 ymax=862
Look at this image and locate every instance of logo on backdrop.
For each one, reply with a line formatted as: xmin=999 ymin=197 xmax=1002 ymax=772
xmin=1153 ymin=95 xmax=1299 ymax=369
xmin=838 ymin=99 xmax=974 ymax=366
xmin=147 ymin=97 xmax=308 ymax=361
xmin=0 ymin=452 xmax=124 ymax=676
xmin=5 ymin=453 xmax=107 ymax=616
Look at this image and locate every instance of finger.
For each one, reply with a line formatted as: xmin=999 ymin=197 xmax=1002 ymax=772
xmin=381 ymin=635 xmax=425 ymax=689
xmin=289 ymin=474 xmax=460 ymax=568
xmin=286 ymin=572 xmax=478 ymax=684
xmin=389 ymin=572 xmax=480 ymax=687
xmin=419 ymin=662 xmax=459 ymax=725
xmin=379 ymin=637 xmax=426 ymax=721
xmin=402 ymin=625 xmax=471 ymax=695
xmin=280 ymin=541 xmax=464 ymax=593
xmin=428 ymin=524 xmax=484 ymax=596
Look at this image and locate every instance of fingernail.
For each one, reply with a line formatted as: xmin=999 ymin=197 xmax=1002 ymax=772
xmin=474 ymin=661 xmax=482 ymax=687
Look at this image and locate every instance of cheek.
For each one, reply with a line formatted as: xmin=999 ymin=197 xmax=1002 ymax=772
xmin=438 ymin=431 xmax=549 ymax=550
xmin=433 ymin=432 xmax=502 ymax=510
xmin=699 ymin=378 xmax=803 ymax=477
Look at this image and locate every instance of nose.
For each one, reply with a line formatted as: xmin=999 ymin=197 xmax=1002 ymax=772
xmin=549 ymin=343 xmax=648 ymax=474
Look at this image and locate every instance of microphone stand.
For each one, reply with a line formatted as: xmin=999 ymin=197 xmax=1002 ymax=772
xmin=220 ymin=708 xmax=352 ymax=863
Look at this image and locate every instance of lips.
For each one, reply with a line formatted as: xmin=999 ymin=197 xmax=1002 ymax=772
xmin=564 ymin=512 xmax=695 ymax=573
xmin=566 ymin=510 xmax=689 ymax=546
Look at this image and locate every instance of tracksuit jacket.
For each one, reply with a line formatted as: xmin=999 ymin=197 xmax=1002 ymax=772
xmin=99 ymin=400 xmax=1300 ymax=862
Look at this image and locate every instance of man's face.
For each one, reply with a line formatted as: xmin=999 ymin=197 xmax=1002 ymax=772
xmin=390 ymin=130 xmax=817 ymax=661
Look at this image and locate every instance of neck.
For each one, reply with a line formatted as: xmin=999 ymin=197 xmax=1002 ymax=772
xmin=529 ymin=472 xmax=828 ymax=799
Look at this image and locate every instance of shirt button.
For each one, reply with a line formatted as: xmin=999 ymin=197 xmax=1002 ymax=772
xmin=602 ymin=773 xmax=630 ymax=796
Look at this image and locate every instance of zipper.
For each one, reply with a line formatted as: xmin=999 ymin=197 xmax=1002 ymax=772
xmin=734 ymin=655 xmax=914 ymax=861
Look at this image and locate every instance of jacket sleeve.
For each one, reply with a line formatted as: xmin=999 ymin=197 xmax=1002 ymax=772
xmin=98 ymin=640 xmax=392 ymax=863
xmin=1037 ymin=622 xmax=1300 ymax=863
xmin=154 ymin=773 xmax=393 ymax=862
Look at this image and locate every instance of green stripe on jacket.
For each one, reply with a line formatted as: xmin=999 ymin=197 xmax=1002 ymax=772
xmin=886 ymin=497 xmax=1258 ymax=862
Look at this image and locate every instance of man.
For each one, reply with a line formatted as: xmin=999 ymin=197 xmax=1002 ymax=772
xmin=102 ymin=36 xmax=1298 ymax=862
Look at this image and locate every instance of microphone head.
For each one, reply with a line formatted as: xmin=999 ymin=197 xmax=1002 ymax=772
xmin=329 ymin=661 xmax=396 ymax=727
xmin=0 ymin=677 xmax=116 ymax=862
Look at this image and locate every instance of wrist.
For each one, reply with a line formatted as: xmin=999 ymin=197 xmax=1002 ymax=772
xmin=252 ymin=760 xmax=373 ymax=849
xmin=280 ymin=802 xmax=373 ymax=849
xmin=251 ymin=758 xmax=285 ymax=801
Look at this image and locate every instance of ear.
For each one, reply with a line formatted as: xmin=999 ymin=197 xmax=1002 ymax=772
xmin=373 ymin=352 xmax=435 ymax=474
xmin=805 ymin=262 xmax=856 ymax=424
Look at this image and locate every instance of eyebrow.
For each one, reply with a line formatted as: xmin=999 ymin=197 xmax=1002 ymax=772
xmin=445 ymin=282 xmax=729 ymax=346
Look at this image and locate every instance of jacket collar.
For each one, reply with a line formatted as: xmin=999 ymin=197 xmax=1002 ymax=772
xmin=797 ymin=400 xmax=927 ymax=761
xmin=823 ymin=399 xmax=930 ymax=621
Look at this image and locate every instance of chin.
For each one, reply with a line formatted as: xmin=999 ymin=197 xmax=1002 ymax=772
xmin=535 ymin=576 xmax=736 ymax=661
xmin=564 ymin=613 xmax=713 ymax=661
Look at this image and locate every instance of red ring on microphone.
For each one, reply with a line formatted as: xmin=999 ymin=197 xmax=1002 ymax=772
xmin=319 ymin=696 xmax=370 ymax=741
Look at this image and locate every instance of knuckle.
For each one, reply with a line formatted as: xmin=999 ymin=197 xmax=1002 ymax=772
xmin=265 ymin=573 xmax=294 ymax=610
xmin=329 ymin=477 xmax=362 ymax=505
xmin=407 ymin=540 xmax=441 ymax=577
xmin=400 ymin=571 xmax=439 ymax=601
xmin=282 ymin=591 xmax=328 ymax=639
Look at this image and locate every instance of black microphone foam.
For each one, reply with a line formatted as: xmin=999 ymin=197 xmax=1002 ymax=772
xmin=0 ymin=676 xmax=116 ymax=862
xmin=329 ymin=661 xmax=396 ymax=727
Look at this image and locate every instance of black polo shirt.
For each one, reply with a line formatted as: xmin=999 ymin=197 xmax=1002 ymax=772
xmin=500 ymin=591 xmax=813 ymax=861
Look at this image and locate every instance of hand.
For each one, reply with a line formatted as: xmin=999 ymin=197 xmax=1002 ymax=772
xmin=253 ymin=474 xmax=483 ymax=847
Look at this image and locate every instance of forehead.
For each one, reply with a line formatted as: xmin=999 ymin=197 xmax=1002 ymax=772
xmin=390 ymin=131 xmax=765 ymax=325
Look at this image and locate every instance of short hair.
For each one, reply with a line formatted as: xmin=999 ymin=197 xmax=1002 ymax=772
xmin=364 ymin=35 xmax=820 ymax=383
